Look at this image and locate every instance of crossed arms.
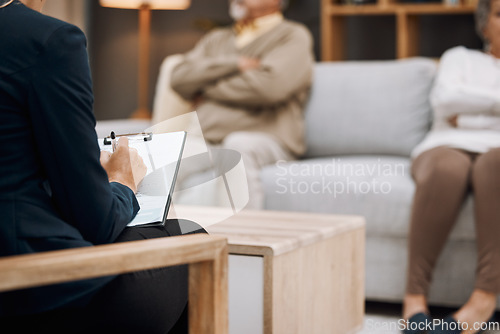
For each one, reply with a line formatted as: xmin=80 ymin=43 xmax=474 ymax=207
xmin=170 ymin=26 xmax=313 ymax=108
xmin=431 ymin=47 xmax=500 ymax=131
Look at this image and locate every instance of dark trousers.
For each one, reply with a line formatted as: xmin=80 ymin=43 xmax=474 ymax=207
xmin=3 ymin=219 xmax=207 ymax=334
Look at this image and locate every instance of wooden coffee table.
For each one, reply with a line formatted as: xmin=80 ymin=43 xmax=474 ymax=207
xmin=169 ymin=205 xmax=365 ymax=334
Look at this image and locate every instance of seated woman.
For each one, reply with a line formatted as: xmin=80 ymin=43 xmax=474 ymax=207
xmin=403 ymin=0 xmax=500 ymax=333
xmin=0 ymin=1 xmax=202 ymax=333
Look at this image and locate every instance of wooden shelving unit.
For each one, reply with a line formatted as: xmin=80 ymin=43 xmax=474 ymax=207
xmin=321 ymin=0 xmax=477 ymax=60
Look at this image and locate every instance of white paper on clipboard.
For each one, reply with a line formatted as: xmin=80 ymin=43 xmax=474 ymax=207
xmin=99 ymin=131 xmax=186 ymax=227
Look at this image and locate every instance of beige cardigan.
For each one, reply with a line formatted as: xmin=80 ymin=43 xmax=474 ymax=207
xmin=170 ymin=20 xmax=314 ymax=157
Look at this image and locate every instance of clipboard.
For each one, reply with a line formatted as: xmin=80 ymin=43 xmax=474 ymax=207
xmin=100 ymin=131 xmax=187 ymax=227
xmin=103 ymin=132 xmax=153 ymax=146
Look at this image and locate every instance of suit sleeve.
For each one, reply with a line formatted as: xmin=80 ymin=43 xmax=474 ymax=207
xmin=170 ymin=31 xmax=240 ymax=100
xmin=203 ymin=26 xmax=314 ymax=107
xmin=27 ymin=24 xmax=139 ymax=245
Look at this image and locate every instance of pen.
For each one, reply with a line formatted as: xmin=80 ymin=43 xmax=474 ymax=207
xmin=110 ymin=131 xmax=117 ymax=152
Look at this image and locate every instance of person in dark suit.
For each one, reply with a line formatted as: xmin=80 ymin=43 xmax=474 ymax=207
xmin=0 ymin=1 xmax=197 ymax=332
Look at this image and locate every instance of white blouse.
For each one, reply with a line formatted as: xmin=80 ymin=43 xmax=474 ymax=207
xmin=411 ymin=46 xmax=500 ymax=158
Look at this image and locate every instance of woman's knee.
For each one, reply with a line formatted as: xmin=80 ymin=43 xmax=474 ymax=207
xmin=472 ymin=148 xmax=500 ymax=182
xmin=412 ymin=147 xmax=472 ymax=186
xmin=171 ymin=219 xmax=208 ymax=235
xmin=114 ymin=225 xmax=170 ymax=243
xmin=114 ymin=219 xmax=206 ymax=243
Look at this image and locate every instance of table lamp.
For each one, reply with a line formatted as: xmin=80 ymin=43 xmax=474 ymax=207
xmin=100 ymin=0 xmax=191 ymax=119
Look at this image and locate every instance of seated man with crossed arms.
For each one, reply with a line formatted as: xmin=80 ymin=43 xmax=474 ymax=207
xmin=158 ymin=0 xmax=314 ymax=210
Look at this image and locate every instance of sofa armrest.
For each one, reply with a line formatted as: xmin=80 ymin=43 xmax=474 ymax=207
xmin=0 ymin=234 xmax=228 ymax=334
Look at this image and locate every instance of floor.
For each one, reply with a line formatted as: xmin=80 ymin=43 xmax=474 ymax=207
xmin=359 ymin=302 xmax=500 ymax=334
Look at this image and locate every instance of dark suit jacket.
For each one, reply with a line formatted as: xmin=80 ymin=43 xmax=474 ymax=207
xmin=0 ymin=1 xmax=139 ymax=315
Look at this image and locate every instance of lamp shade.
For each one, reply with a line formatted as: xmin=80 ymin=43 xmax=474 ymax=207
xmin=100 ymin=0 xmax=191 ymax=9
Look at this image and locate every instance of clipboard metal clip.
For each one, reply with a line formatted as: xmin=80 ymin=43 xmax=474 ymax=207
xmin=103 ymin=132 xmax=153 ymax=146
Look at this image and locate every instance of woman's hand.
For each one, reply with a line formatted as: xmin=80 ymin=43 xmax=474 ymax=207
xmin=448 ymin=114 xmax=458 ymax=128
xmin=100 ymin=137 xmax=147 ymax=193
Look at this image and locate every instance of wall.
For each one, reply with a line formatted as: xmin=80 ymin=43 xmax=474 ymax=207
xmin=42 ymin=0 xmax=88 ymax=34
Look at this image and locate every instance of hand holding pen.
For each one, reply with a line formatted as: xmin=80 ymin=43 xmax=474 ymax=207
xmin=100 ymin=136 xmax=147 ymax=193
xmin=110 ymin=131 xmax=117 ymax=152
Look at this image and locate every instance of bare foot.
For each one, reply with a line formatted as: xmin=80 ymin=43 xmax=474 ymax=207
xmin=403 ymin=294 xmax=429 ymax=320
xmin=453 ymin=289 xmax=497 ymax=334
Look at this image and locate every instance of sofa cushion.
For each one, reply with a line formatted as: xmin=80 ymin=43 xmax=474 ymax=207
xmin=304 ymin=58 xmax=437 ymax=158
xmin=261 ymin=156 xmax=475 ymax=241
